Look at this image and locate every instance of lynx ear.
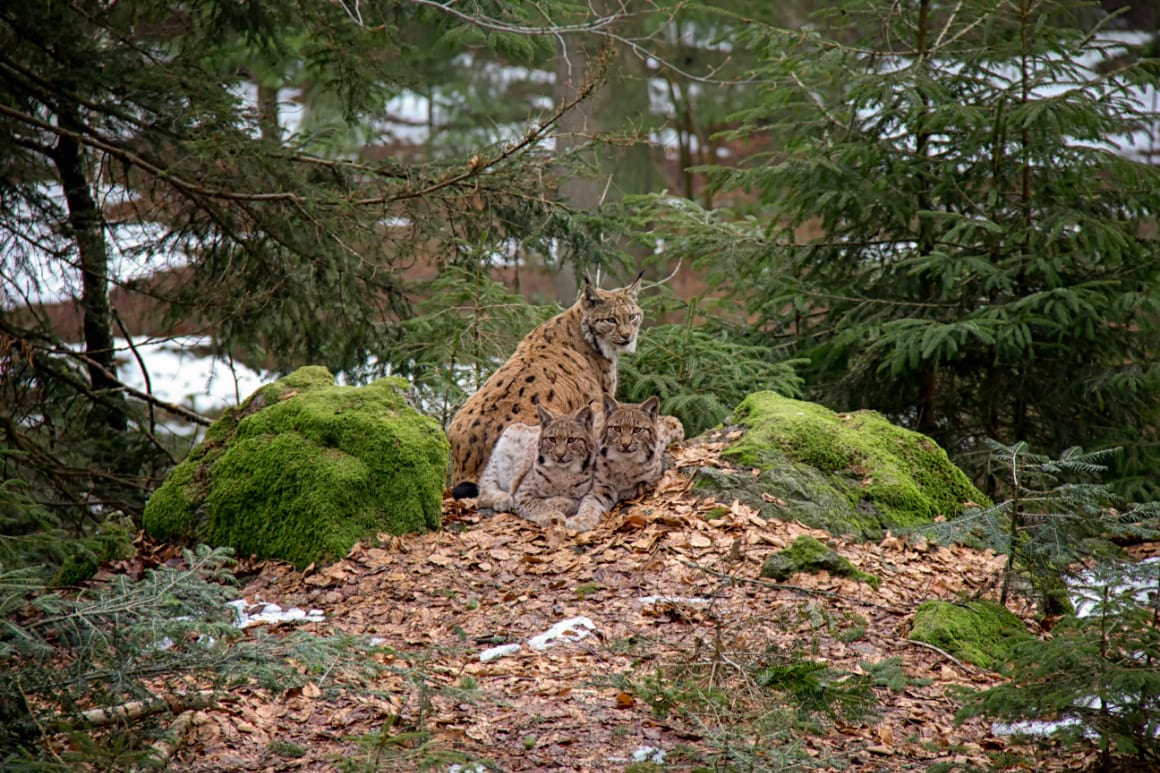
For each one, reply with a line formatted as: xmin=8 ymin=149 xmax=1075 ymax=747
xmin=536 ymin=404 xmax=555 ymax=425
xmin=625 ymin=270 xmax=644 ymax=298
xmin=580 ymin=275 xmax=602 ymax=307
xmin=640 ymin=395 xmax=660 ymax=418
xmin=576 ymin=405 xmax=594 ymax=431
xmin=602 ymin=394 xmax=619 ymax=416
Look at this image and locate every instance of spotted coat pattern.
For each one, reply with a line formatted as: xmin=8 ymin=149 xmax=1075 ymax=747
xmin=571 ymin=394 xmax=685 ymax=531
xmin=448 ymin=276 xmax=642 ymax=496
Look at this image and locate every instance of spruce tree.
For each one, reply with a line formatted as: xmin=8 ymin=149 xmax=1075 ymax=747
xmin=0 ymin=1 xmax=614 ymax=528
xmin=645 ymin=0 xmax=1160 ymax=495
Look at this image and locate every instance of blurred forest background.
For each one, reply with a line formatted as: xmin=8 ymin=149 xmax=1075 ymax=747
xmin=3 ymin=1 xmax=1160 ymax=768
xmin=2 ymin=0 xmax=1158 ymax=567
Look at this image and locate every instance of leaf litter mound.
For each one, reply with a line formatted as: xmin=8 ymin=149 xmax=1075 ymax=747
xmin=170 ymin=436 xmax=1098 ymax=772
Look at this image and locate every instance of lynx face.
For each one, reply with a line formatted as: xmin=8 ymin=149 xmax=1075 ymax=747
xmin=601 ymin=395 xmax=659 ymax=459
xmin=581 ymin=283 xmax=643 ymax=360
xmin=536 ymin=404 xmax=596 ymax=471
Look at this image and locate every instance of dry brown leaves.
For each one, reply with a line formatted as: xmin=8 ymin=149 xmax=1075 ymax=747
xmin=172 ymin=441 xmax=1088 ymax=772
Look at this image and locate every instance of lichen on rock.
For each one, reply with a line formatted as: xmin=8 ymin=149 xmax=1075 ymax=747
xmin=909 ymin=599 xmax=1031 ymax=670
xmin=696 ymin=392 xmax=989 ymax=539
xmin=760 ymin=535 xmax=880 ymax=589
xmin=143 ymin=366 xmax=447 ymax=568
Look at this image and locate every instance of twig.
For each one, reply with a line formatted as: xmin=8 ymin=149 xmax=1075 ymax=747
xmin=642 ymin=259 xmax=682 ymax=291
xmin=905 ymin=638 xmax=972 ymax=670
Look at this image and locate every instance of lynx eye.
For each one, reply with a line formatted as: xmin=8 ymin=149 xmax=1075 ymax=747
xmin=629 ymin=313 xmax=641 ymax=322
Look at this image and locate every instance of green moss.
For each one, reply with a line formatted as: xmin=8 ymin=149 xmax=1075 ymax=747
xmin=909 ymin=600 xmax=1032 ymax=670
xmin=760 ymin=535 xmax=880 ymax=589
xmin=718 ymin=392 xmax=989 ymax=537
xmin=143 ymin=368 xmax=447 ymax=568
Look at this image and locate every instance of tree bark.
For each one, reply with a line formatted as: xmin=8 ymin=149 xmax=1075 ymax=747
xmin=51 ymin=117 xmax=128 ymax=433
xmin=552 ymin=2 xmax=619 ymax=302
xmin=257 ymin=82 xmax=280 ymax=143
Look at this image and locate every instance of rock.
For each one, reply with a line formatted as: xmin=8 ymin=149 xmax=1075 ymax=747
xmin=909 ymin=599 xmax=1032 ymax=670
xmin=760 ymin=535 xmax=880 ymax=589
xmin=143 ymin=366 xmax=447 ymax=568
xmin=694 ymin=391 xmax=989 ymax=539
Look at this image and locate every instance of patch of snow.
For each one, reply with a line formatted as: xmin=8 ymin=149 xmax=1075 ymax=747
xmin=2 ymin=181 xmax=191 ymax=309
xmin=633 ymin=745 xmax=666 ymax=764
xmin=228 ymin=599 xmax=325 ymax=629
xmin=527 ymin=616 xmax=596 ymax=651
xmin=112 ymin=335 xmax=267 ymax=416
xmin=448 ymin=764 xmax=487 ymax=773
xmin=479 ymin=643 xmax=522 ymax=662
xmin=992 ymin=718 xmax=1086 ymax=737
xmin=478 ymin=616 xmax=598 ymax=661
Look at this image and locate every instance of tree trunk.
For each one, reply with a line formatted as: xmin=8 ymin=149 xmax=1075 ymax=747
xmin=552 ymin=1 xmax=622 ymax=302
xmin=257 ymin=82 xmax=280 ymax=143
xmin=51 ymin=120 xmax=128 ymax=433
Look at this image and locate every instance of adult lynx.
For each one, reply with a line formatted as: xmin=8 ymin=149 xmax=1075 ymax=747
xmin=477 ymin=404 xmax=596 ymax=528
xmin=448 ymin=275 xmax=643 ymax=498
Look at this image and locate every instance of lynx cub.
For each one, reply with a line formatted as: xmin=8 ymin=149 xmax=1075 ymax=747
xmin=477 ymin=404 xmax=597 ymax=528
xmin=571 ymin=395 xmax=685 ymax=531
xmin=448 ymin=275 xmax=643 ymax=498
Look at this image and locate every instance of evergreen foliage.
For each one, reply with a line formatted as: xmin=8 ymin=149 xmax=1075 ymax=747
xmin=638 ymin=0 xmax=1160 ymax=496
xmin=0 ymin=0 xmax=615 ymax=530
xmin=918 ymin=439 xmax=1160 ymax=613
xmin=958 ymin=559 xmax=1160 ymax=766
xmin=619 ymin=301 xmax=805 ymax=437
xmin=0 ymin=545 xmax=385 ymax=769
xmin=381 ymin=267 xmax=556 ymax=426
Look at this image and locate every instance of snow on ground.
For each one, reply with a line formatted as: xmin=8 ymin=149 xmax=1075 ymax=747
xmin=109 ymin=335 xmax=267 ymax=419
xmin=991 ymin=557 xmax=1160 ymax=739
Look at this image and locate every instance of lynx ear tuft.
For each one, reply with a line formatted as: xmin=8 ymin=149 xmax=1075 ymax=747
xmin=581 ymin=275 xmax=602 ymax=307
xmin=625 ymin=271 xmax=644 ymax=298
xmin=640 ymin=395 xmax=660 ymax=418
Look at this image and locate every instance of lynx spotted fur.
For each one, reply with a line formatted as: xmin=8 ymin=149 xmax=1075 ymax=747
xmin=571 ymin=395 xmax=685 ymax=531
xmin=448 ymin=275 xmax=643 ymax=498
xmin=478 ymin=404 xmax=596 ymax=528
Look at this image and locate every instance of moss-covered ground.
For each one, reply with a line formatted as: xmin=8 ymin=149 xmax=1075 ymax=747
xmin=143 ymin=367 xmax=447 ymax=568
xmin=760 ymin=535 xmax=880 ymax=589
xmin=709 ymin=392 xmax=989 ymax=538
xmin=909 ymin=599 xmax=1032 ymax=670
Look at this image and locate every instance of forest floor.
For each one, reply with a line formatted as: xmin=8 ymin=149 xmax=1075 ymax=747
xmin=163 ymin=436 xmax=1108 ymax=773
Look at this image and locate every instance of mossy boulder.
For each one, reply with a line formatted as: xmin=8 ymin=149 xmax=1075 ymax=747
xmin=695 ymin=392 xmax=989 ymax=539
xmin=143 ymin=366 xmax=447 ymax=568
xmin=760 ymin=535 xmax=880 ymax=589
xmin=909 ymin=600 xmax=1032 ymax=670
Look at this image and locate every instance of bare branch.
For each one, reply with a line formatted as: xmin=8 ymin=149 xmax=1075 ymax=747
xmin=643 ymin=259 xmax=681 ymax=291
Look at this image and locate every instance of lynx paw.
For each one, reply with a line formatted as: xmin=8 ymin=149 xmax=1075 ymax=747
xmin=567 ymin=499 xmax=606 ymax=532
xmin=522 ymin=509 xmax=568 ymax=527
